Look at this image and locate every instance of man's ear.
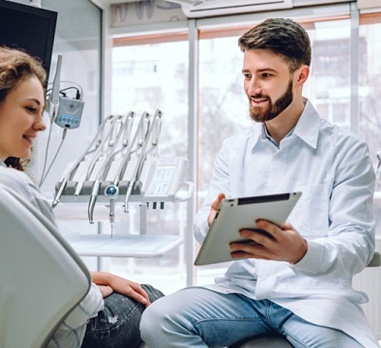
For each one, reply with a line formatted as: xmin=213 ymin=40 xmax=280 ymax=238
xmin=295 ymin=65 xmax=310 ymax=87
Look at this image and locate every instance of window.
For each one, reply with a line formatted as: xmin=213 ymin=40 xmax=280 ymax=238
xmin=358 ymin=13 xmax=381 ymax=237
xmin=110 ymin=6 xmax=381 ymax=290
xmin=111 ymin=37 xmax=190 ymax=293
xmin=359 ymin=13 xmax=381 ymax=175
xmin=112 ymin=39 xmax=188 ymax=157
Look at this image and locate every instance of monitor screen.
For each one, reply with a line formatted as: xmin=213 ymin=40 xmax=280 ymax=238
xmin=0 ymin=0 xmax=57 ymax=78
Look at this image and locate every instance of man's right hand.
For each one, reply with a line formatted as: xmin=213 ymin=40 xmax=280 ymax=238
xmin=207 ymin=193 xmax=226 ymax=226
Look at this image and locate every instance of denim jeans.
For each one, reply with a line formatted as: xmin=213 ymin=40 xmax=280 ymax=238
xmin=81 ymin=284 xmax=164 ymax=348
xmin=140 ymin=287 xmax=367 ymax=348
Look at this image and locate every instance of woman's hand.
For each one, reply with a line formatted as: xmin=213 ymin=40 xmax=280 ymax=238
xmin=97 ymin=285 xmax=114 ymax=298
xmin=91 ymin=272 xmax=151 ymax=307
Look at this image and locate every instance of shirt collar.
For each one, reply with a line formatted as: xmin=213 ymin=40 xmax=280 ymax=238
xmin=249 ymin=97 xmax=321 ymax=150
xmin=263 ymin=124 xmax=295 ymax=148
xmin=293 ymin=98 xmax=321 ymax=150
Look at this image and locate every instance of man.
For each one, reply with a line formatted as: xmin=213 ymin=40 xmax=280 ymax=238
xmin=140 ymin=18 xmax=379 ymax=347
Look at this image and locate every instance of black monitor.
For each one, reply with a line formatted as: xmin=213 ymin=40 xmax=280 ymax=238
xmin=0 ymin=0 xmax=57 ymax=78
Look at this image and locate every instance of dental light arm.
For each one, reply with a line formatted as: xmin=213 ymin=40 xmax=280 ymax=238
xmin=49 ymin=55 xmax=62 ymax=122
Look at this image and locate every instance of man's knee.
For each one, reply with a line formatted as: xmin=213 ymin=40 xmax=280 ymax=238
xmin=140 ymin=297 xmax=165 ymax=339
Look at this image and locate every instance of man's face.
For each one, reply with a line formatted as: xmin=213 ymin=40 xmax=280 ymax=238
xmin=242 ymin=49 xmax=295 ymax=123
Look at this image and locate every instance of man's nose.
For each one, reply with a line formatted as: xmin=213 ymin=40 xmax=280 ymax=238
xmin=246 ymin=78 xmax=262 ymax=96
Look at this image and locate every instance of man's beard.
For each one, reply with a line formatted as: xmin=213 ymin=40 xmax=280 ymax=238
xmin=249 ymin=80 xmax=293 ymax=123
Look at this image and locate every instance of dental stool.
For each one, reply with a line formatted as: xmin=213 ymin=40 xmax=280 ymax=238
xmin=138 ymin=336 xmax=292 ymax=348
xmin=229 ymin=334 xmax=293 ymax=347
xmin=139 ymin=335 xmax=292 ymax=347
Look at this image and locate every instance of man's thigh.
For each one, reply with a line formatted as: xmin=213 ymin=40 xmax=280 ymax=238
xmin=144 ymin=287 xmax=277 ymax=347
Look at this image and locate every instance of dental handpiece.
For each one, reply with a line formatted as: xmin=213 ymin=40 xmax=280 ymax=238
xmin=88 ymin=180 xmax=101 ymax=224
xmin=104 ymin=184 xmax=119 ymax=238
xmin=52 ymin=176 xmax=68 ymax=208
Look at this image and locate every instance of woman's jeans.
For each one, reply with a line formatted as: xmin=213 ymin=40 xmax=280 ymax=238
xmin=81 ymin=284 xmax=164 ymax=348
xmin=140 ymin=287 xmax=368 ymax=348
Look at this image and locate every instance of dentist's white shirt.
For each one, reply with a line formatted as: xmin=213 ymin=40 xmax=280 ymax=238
xmin=194 ymin=99 xmax=379 ymax=347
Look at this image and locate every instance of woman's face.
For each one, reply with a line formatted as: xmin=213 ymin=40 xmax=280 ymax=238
xmin=0 ymin=75 xmax=46 ymax=161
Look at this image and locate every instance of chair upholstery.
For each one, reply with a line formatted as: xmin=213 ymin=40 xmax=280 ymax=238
xmin=368 ymin=250 xmax=381 ymax=267
xmin=0 ymin=186 xmax=91 ymax=348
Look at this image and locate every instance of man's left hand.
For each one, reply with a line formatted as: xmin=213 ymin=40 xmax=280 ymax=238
xmin=229 ymin=220 xmax=308 ymax=264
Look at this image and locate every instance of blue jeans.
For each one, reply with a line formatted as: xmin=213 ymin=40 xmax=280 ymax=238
xmin=81 ymin=284 xmax=164 ymax=348
xmin=140 ymin=287 xmax=366 ymax=348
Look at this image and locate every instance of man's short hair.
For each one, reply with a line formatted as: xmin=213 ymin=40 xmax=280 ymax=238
xmin=238 ymin=18 xmax=311 ymax=72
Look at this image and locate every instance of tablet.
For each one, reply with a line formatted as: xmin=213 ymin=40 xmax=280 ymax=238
xmin=194 ymin=192 xmax=302 ymax=266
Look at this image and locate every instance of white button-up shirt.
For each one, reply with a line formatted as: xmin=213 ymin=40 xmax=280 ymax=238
xmin=194 ymin=99 xmax=378 ymax=347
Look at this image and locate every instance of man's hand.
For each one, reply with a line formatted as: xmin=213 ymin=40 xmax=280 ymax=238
xmin=207 ymin=193 xmax=226 ymax=226
xmin=229 ymin=220 xmax=308 ymax=264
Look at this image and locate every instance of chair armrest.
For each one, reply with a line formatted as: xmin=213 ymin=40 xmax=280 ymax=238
xmin=367 ymin=251 xmax=381 ymax=267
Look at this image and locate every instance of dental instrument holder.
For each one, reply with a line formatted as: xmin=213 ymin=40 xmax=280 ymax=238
xmin=53 ymin=110 xmax=193 ymax=238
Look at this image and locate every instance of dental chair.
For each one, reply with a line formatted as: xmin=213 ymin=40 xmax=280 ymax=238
xmin=0 ymin=186 xmax=91 ymax=348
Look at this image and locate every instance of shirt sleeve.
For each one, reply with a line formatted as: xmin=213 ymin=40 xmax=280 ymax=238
xmin=194 ymin=136 xmax=234 ymax=243
xmin=63 ymin=283 xmax=104 ymax=326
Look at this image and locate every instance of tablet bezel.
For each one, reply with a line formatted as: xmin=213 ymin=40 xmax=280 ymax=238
xmin=194 ymin=192 xmax=302 ymax=266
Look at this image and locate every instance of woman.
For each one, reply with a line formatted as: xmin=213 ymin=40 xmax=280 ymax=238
xmin=0 ymin=46 xmax=163 ymax=348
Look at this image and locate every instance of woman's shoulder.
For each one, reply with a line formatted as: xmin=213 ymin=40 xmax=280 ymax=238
xmin=0 ymin=165 xmax=31 ymax=189
xmin=0 ymin=165 xmax=57 ymax=225
xmin=0 ymin=165 xmax=42 ymax=202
